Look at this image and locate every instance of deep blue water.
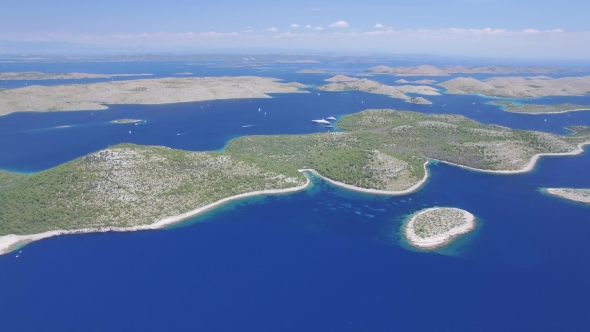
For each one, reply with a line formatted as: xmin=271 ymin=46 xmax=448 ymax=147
xmin=1 ymin=62 xmax=590 ymax=331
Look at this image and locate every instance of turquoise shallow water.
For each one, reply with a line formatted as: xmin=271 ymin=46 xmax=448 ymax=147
xmin=1 ymin=62 xmax=590 ymax=331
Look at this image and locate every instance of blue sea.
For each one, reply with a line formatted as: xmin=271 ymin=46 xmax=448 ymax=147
xmin=1 ymin=61 xmax=590 ymax=331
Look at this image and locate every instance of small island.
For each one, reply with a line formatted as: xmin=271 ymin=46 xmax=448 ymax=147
xmin=490 ymin=101 xmax=590 ymax=114
xmin=544 ymin=188 xmax=590 ymax=204
xmin=403 ymin=207 xmax=476 ymax=250
xmin=408 ymin=97 xmax=432 ymax=105
xmin=111 ymin=119 xmax=143 ymax=124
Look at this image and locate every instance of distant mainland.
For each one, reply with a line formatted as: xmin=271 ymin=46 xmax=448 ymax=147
xmin=0 ymin=71 xmax=152 ymax=80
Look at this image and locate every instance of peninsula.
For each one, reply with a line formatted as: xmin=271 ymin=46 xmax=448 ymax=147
xmin=403 ymin=207 xmax=476 ymax=250
xmin=1 ymin=109 xmax=589 ymax=253
xmin=544 ymin=188 xmax=590 ymax=204
xmin=0 ymin=76 xmax=308 ymax=115
xmin=439 ymin=76 xmax=590 ymax=98
xmin=316 ymin=79 xmax=439 ymax=102
xmin=490 ymin=101 xmax=590 ymax=114
xmin=0 ymin=72 xmax=152 ymax=80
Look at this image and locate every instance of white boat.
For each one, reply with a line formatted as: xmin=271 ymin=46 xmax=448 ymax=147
xmin=325 ymin=125 xmax=333 ymax=128
xmin=312 ymin=119 xmax=330 ymax=124
xmin=259 ymin=108 xmax=261 ymax=111
xmin=326 ymin=117 xmax=336 ymax=121
xmin=242 ymin=125 xmax=254 ymax=128
xmin=129 ymin=130 xmax=132 ymax=134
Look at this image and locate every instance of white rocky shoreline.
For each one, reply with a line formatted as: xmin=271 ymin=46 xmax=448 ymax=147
xmin=0 ymin=176 xmax=311 ymax=256
xmin=0 ymin=162 xmax=430 ymax=256
xmin=543 ymin=188 xmax=590 ymax=204
xmin=432 ymin=141 xmax=590 ymax=174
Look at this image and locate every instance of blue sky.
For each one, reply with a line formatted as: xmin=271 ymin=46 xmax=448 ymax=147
xmin=2 ymin=0 xmax=590 ymax=58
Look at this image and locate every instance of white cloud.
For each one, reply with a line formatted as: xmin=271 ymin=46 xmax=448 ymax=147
xmin=291 ymin=24 xmax=300 ymax=28
xmin=314 ymin=26 xmax=324 ymax=31
xmin=329 ymin=21 xmax=349 ymax=28
xmin=449 ymin=27 xmax=508 ymax=35
xmin=374 ymin=24 xmax=384 ymax=29
xmin=305 ymin=25 xmax=312 ymax=29
xmin=275 ymin=32 xmax=319 ymax=38
xmin=523 ymin=28 xmax=540 ymax=34
xmin=267 ymin=27 xmax=278 ymax=32
xmin=547 ymin=28 xmax=565 ymax=33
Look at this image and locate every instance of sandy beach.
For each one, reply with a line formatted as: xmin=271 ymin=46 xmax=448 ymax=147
xmin=403 ymin=208 xmax=476 ymax=250
xmin=432 ymin=141 xmax=590 ymax=174
xmin=0 ymin=176 xmax=310 ymax=256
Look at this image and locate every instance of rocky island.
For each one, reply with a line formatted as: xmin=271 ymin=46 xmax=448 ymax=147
xmin=316 ymin=79 xmax=439 ymax=102
xmin=403 ymin=207 xmax=476 ymax=250
xmin=408 ymin=97 xmax=432 ymax=105
xmin=439 ymin=76 xmax=590 ymax=98
xmin=366 ymin=65 xmax=449 ymax=76
xmin=544 ymin=188 xmax=590 ymax=204
xmin=490 ymin=101 xmax=590 ymax=114
xmin=1 ymin=109 xmax=589 ymax=254
xmin=0 ymin=72 xmax=152 ymax=80
xmin=325 ymin=75 xmax=359 ymax=82
xmin=0 ymin=76 xmax=308 ymax=115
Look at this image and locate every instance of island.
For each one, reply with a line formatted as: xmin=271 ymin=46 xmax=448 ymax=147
xmin=438 ymin=76 xmax=590 ymax=98
xmin=0 ymin=76 xmax=309 ymax=115
xmin=1 ymin=109 xmax=589 ymax=254
xmin=403 ymin=207 xmax=476 ymax=250
xmin=110 ymin=119 xmax=143 ymax=124
xmin=316 ymin=79 xmax=440 ymax=102
xmin=297 ymin=69 xmax=328 ymax=74
xmin=366 ymin=65 xmax=586 ymax=76
xmin=408 ymin=97 xmax=432 ymax=105
xmin=490 ymin=101 xmax=590 ymax=114
xmin=396 ymin=79 xmax=436 ymax=84
xmin=543 ymin=188 xmax=590 ymax=204
xmin=0 ymin=72 xmax=152 ymax=80
xmin=325 ymin=75 xmax=359 ymax=82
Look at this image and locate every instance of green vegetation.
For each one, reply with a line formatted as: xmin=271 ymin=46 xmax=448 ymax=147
xmin=491 ymin=101 xmax=590 ymax=114
xmin=1 ymin=109 xmax=588 ymax=236
xmin=411 ymin=208 xmax=470 ymax=239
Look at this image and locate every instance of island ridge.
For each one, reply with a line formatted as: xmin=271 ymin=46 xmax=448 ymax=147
xmin=0 ymin=109 xmax=589 ymax=254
